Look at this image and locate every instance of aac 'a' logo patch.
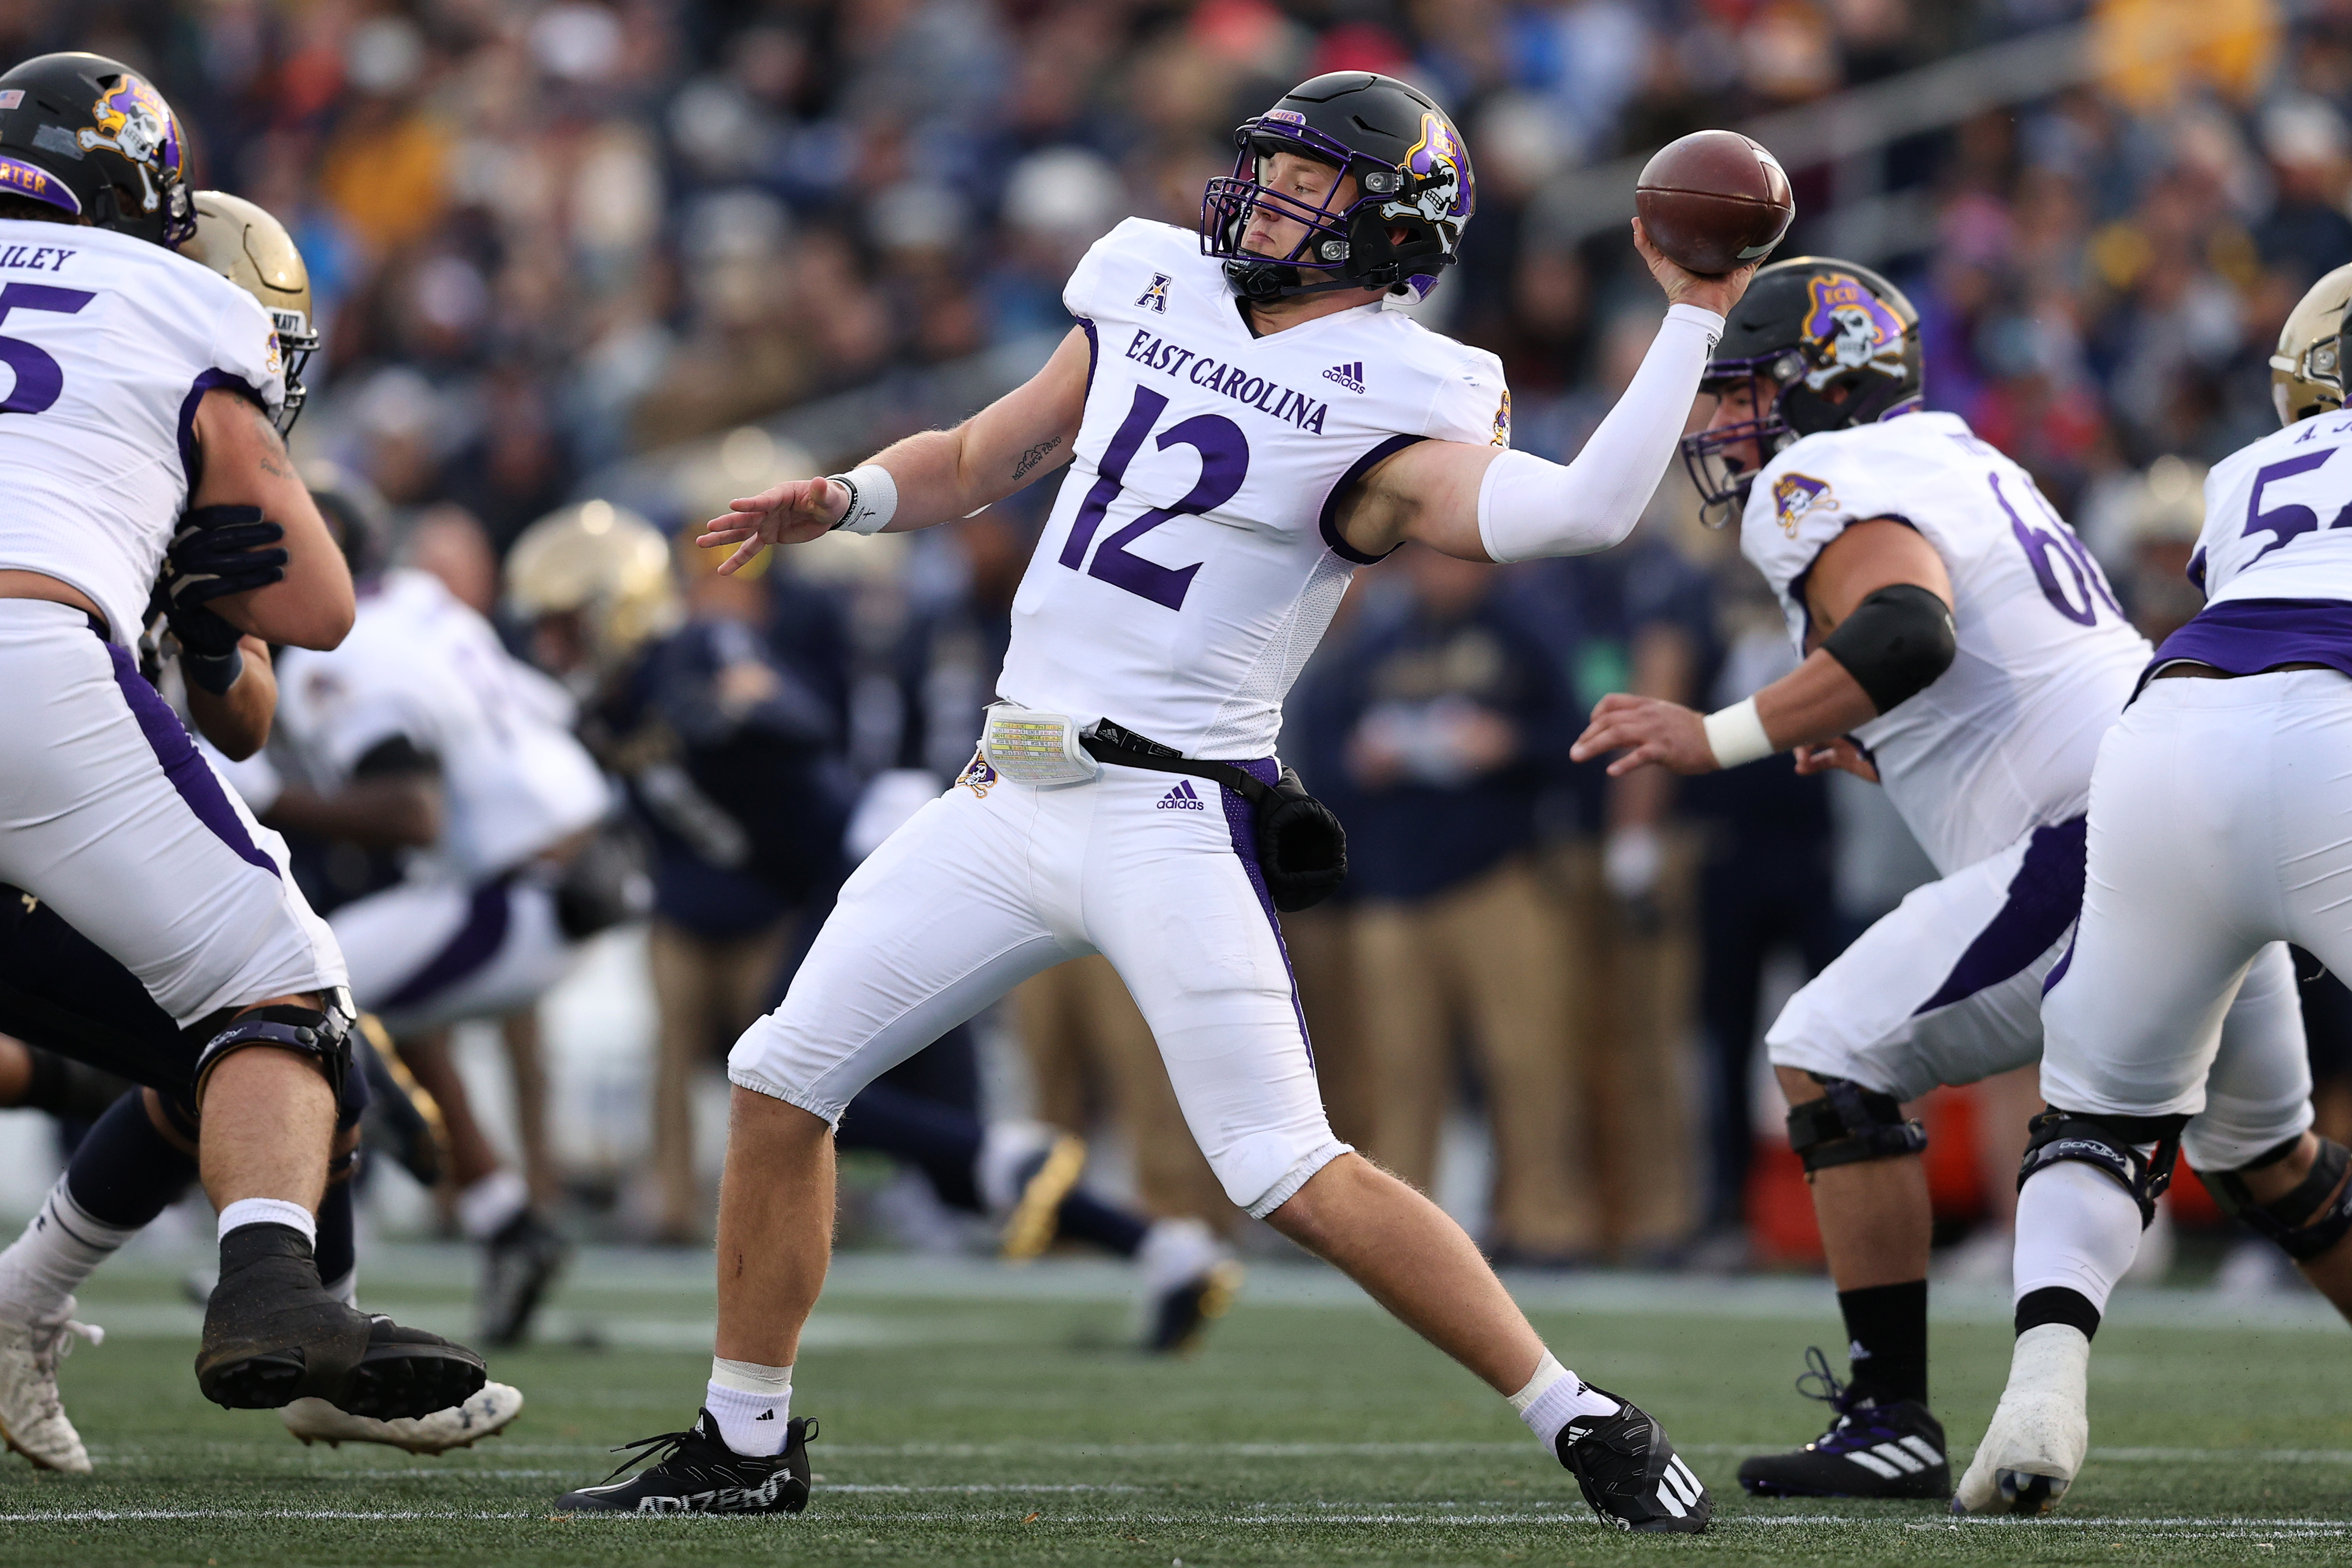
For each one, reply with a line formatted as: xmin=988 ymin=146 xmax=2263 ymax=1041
xmin=1137 ymin=273 xmax=1171 ymax=314
xmin=1491 ymin=389 xmax=1511 ymax=447
xmin=1771 ymin=472 xmax=1837 ymax=536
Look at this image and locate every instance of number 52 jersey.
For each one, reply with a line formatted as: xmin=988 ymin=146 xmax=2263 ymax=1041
xmin=1740 ymin=410 xmax=2149 ymax=875
xmin=997 ymin=217 xmax=1510 ymax=760
xmin=0 ymin=219 xmax=285 ymax=647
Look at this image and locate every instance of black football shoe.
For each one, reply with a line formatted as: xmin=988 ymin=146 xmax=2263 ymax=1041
xmin=479 ymin=1209 xmax=570 ymax=1346
xmin=1737 ymin=1348 xmax=1950 ymax=1500
xmin=555 ymin=1409 xmax=817 ymax=1515
xmin=196 ymin=1223 xmax=485 ymax=1419
xmin=1555 ymin=1387 xmax=1711 ymax=1532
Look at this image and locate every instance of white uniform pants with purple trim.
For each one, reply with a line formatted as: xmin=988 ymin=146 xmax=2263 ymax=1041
xmin=2041 ymin=671 xmax=2342 ymax=1172
xmin=333 ymin=875 xmax=578 ymax=1035
xmin=0 ymin=600 xmax=344 ymax=1027
xmin=1768 ymin=798 xmax=2304 ymax=1170
xmin=729 ymin=754 xmax=1351 ymax=1218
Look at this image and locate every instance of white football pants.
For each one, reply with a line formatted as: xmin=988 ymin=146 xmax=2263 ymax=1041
xmin=0 ymin=600 xmax=344 ymax=1026
xmin=334 ymin=875 xmax=579 ymax=1035
xmin=729 ymin=756 xmax=1350 ymax=1218
xmin=2040 ymin=670 xmax=2343 ymax=1172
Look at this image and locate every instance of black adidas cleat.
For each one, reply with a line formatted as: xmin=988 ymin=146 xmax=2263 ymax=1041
xmin=196 ymin=1223 xmax=485 ymax=1419
xmin=1144 ymin=1259 xmax=1243 ymax=1355
xmin=555 ymin=1408 xmax=817 ymax=1514
xmin=1737 ymin=1348 xmax=1950 ymax=1501
xmin=1555 ymin=1387 xmax=1711 ymax=1533
xmin=479 ymin=1209 xmax=570 ymax=1346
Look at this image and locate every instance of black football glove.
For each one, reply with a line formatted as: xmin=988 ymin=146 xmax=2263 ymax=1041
xmin=164 ymin=504 xmax=287 ymax=692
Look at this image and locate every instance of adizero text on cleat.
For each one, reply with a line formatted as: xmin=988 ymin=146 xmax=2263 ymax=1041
xmin=1554 ymin=1386 xmax=1711 ymax=1533
xmin=282 ymin=1380 xmax=524 ymax=1454
xmin=196 ymin=1222 xmax=486 ymax=1419
xmin=1738 ymin=1348 xmax=1951 ymax=1500
xmin=555 ymin=1407 xmax=816 ymax=1514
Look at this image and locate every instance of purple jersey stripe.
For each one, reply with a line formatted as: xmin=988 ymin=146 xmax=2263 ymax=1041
xmin=99 ymin=633 xmax=279 ymax=878
xmin=2140 ymin=597 xmax=2352 ymax=697
xmin=176 ymin=368 xmax=264 ymax=492
xmin=1216 ymin=757 xmax=1315 ymax=1063
xmin=379 ymin=876 xmax=514 ymax=1014
xmin=1913 ymin=814 xmax=2086 ymax=1017
xmin=1317 ymin=434 xmax=1421 ymax=566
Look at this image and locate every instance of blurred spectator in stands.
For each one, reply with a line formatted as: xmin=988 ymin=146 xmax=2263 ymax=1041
xmin=1313 ymin=546 xmax=1591 ymax=1265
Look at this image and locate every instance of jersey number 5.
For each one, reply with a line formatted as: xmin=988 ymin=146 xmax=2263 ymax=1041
xmin=0 ymin=283 xmax=94 ymax=416
xmin=1059 ymin=384 xmax=1248 ymax=611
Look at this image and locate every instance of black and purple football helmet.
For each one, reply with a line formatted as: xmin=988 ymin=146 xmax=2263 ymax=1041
xmin=1680 ymin=257 xmax=1923 ymax=528
xmin=1202 ymin=71 xmax=1473 ymax=305
xmin=0 ymin=52 xmax=195 ymax=246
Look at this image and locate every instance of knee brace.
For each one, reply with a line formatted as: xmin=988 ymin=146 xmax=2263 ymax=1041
xmin=2199 ymin=1135 xmax=2352 ymax=1262
xmin=189 ymin=1000 xmax=353 ymax=1104
xmin=2017 ymin=1108 xmax=2187 ymax=1229
xmin=1785 ymin=1075 xmax=1927 ymax=1172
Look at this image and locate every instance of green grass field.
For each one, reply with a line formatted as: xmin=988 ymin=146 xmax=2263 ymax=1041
xmin=4 ymin=1245 xmax=2347 ymax=1567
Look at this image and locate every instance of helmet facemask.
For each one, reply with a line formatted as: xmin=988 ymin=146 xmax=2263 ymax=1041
xmin=1201 ymin=110 xmax=1468 ymax=305
xmin=1682 ymin=354 xmax=1805 ymax=529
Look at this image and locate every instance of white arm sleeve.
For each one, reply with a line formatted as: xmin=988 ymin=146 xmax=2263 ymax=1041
xmin=1475 ymin=302 xmax=1724 ymax=563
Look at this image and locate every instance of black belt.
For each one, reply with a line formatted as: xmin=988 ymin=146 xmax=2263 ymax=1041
xmin=1079 ymin=721 xmax=1271 ymax=805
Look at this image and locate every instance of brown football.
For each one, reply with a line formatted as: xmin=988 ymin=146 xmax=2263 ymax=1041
xmin=1634 ymin=130 xmax=1795 ymax=276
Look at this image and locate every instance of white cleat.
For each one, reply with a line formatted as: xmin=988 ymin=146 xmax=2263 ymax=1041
xmin=1953 ymin=1323 xmax=2090 ymax=1515
xmin=0 ymin=1299 xmax=101 ymax=1473
xmin=282 ymin=1380 xmax=525 ymax=1454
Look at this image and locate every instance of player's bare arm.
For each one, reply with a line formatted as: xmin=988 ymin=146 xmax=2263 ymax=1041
xmin=1570 ymin=518 xmax=1953 ymax=776
xmin=700 ymin=325 xmax=1092 ymax=573
xmin=190 ymin=390 xmax=353 ymax=649
xmin=183 ymin=634 xmax=275 ymax=760
xmin=1332 ymin=220 xmax=1757 ymax=563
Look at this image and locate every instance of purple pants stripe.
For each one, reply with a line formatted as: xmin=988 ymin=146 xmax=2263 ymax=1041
xmin=1216 ymin=758 xmax=1315 ymax=1063
xmin=1913 ymin=815 xmax=2088 ymax=1017
xmin=98 ymin=635 xmax=279 ymax=878
xmin=380 ymin=876 xmax=513 ymax=1014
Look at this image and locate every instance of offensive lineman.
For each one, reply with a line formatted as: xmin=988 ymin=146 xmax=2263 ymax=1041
xmin=1570 ymin=257 xmax=2308 ymax=1501
xmin=555 ymin=71 xmax=1744 ymax=1531
xmin=1956 ymin=264 xmax=2352 ymax=1513
xmin=0 ymin=52 xmax=481 ymax=1423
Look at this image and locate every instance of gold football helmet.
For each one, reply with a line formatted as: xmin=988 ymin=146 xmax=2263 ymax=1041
xmin=505 ymin=500 xmax=682 ymax=677
xmin=183 ymin=190 xmax=319 ymax=433
xmin=2272 ymin=261 xmax=2352 ymax=427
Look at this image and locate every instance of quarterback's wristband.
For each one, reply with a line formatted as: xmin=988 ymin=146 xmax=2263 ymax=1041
xmin=828 ymin=464 xmax=897 ymax=536
xmin=183 ymin=646 xmax=244 ymax=697
xmin=1701 ymin=696 xmax=1773 ymax=769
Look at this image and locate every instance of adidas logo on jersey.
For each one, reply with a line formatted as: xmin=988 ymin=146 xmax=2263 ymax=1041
xmin=1157 ymin=780 xmax=1206 ymax=812
xmin=1322 ymin=361 xmax=1366 ymax=393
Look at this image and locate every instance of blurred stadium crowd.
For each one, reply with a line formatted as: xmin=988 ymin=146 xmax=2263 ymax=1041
xmin=8 ymin=0 xmax=2352 ymax=1276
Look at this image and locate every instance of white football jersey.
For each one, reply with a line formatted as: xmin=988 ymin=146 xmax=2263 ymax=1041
xmin=0 ymin=220 xmax=285 ymax=646
xmin=2187 ymin=410 xmax=2352 ymax=607
xmin=1742 ymin=410 xmax=2148 ymax=874
xmin=275 ymin=569 xmax=611 ymax=881
xmin=996 ymin=217 xmax=1509 ymax=759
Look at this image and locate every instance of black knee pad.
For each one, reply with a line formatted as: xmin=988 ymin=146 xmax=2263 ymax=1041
xmin=190 ymin=1002 xmax=353 ymax=1105
xmin=2018 ymin=1108 xmax=2188 ymax=1229
xmin=1785 ymin=1075 xmax=1928 ymax=1172
xmin=2199 ymin=1135 xmax=2352 ymax=1262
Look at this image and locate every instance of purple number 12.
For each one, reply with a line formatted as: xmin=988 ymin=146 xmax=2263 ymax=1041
xmin=1059 ymin=384 xmax=1249 ymax=611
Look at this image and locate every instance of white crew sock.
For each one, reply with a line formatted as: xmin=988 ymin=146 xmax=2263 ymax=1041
xmin=2013 ymin=1160 xmax=2144 ymax=1316
xmin=706 ymin=1356 xmax=793 ymax=1456
xmin=1510 ymin=1351 xmax=1621 ymax=1452
xmin=0 ymin=1178 xmax=138 ymax=1321
xmin=217 ymin=1197 xmax=317 ymax=1248
xmin=456 ymin=1169 xmax=530 ymax=1242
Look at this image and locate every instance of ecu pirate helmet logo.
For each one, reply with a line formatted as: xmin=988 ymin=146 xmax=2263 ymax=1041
xmin=1382 ymin=110 xmax=1470 ymax=242
xmin=0 ymin=53 xmax=196 ymax=245
xmin=1800 ymin=273 xmax=1908 ymax=389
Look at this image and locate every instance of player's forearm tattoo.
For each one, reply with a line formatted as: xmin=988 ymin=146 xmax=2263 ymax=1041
xmin=1012 ymin=436 xmax=1061 ymax=481
xmin=250 ymin=402 xmax=292 ymax=478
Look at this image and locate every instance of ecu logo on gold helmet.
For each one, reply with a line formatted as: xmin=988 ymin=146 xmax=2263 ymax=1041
xmin=505 ymin=500 xmax=682 ymax=677
xmin=2272 ymin=261 xmax=2352 ymax=428
xmin=183 ymin=190 xmax=318 ymax=433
